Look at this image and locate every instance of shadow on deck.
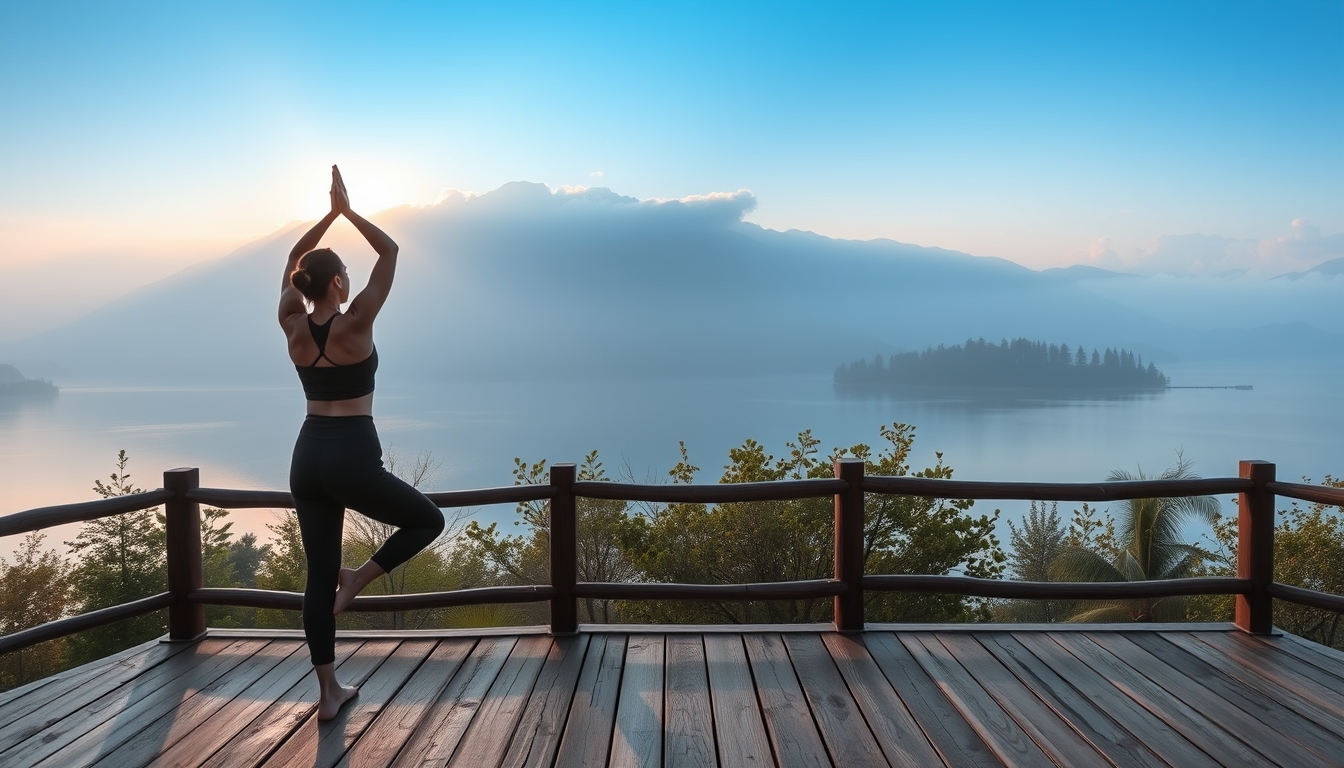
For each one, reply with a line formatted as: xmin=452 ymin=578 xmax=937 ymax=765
xmin=2 ymin=623 xmax=1342 ymax=767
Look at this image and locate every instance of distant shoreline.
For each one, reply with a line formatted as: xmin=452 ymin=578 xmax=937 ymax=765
xmin=0 ymin=378 xmax=58 ymax=399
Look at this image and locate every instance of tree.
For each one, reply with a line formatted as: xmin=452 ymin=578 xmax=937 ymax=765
xmin=1051 ymin=455 xmax=1219 ymax=621
xmin=64 ymin=450 xmax=168 ymax=663
xmin=623 ymin=433 xmax=838 ymax=624
xmin=466 ymin=450 xmax=639 ymax=625
xmin=227 ymin=533 xmax=270 ymax=588
xmin=254 ymin=511 xmax=306 ymax=629
xmin=996 ymin=501 xmax=1069 ymax=622
xmin=622 ymin=425 xmax=1004 ymax=624
xmin=858 ymin=424 xmax=1005 ymax=622
xmin=1195 ymin=475 xmax=1344 ymax=647
xmin=0 ymin=532 xmax=73 ymax=690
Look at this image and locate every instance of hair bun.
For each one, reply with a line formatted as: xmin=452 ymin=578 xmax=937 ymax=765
xmin=291 ymin=269 xmax=312 ymax=291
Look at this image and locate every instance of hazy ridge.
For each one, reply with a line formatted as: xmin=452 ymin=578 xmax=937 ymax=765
xmin=4 ymin=182 xmax=1340 ymax=386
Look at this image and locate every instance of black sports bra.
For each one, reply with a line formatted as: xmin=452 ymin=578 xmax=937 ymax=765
xmin=294 ymin=314 xmax=378 ymax=401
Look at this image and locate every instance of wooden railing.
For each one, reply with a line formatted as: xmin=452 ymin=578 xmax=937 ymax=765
xmin=2 ymin=459 xmax=1342 ymax=654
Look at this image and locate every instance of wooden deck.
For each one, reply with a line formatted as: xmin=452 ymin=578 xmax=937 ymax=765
xmin=2 ymin=624 xmax=1343 ymax=767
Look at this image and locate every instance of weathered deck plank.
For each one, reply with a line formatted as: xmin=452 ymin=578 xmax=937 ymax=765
xmin=936 ymin=632 xmax=1112 ymax=767
xmin=2 ymin=638 xmax=266 ymax=768
xmin=1044 ymin=633 xmax=1279 ymax=768
xmin=335 ymin=638 xmax=476 ymax=768
xmin=261 ymin=639 xmax=434 ymax=768
xmin=554 ymin=634 xmax=626 ymax=768
xmin=500 ymin=633 xmax=591 ymax=768
xmin=1194 ymin=631 xmax=1344 ymax=719
xmin=147 ymin=639 xmax=350 ymax=768
xmin=3 ymin=625 xmax=1343 ymax=768
xmin=609 ymin=633 xmax=665 ymax=768
xmin=194 ymin=640 xmax=368 ymax=763
xmin=447 ymin=634 xmax=553 ymax=768
xmin=860 ymin=631 xmax=1001 ymax=768
xmin=388 ymin=635 xmax=516 ymax=767
xmin=902 ymin=633 xmax=1052 ymax=767
xmin=663 ymin=634 xmax=716 ymax=768
xmin=0 ymin=638 xmax=196 ymax=752
xmin=978 ymin=633 xmax=1183 ymax=768
xmin=784 ymin=633 xmax=888 ymax=767
xmin=87 ymin=640 xmax=305 ymax=768
xmin=1164 ymin=632 xmax=1344 ymax=735
xmin=744 ymin=633 xmax=831 ymax=768
xmin=1117 ymin=632 xmax=1344 ymax=766
xmin=703 ymin=633 xmax=774 ymax=768
xmin=820 ymin=633 xmax=943 ymax=768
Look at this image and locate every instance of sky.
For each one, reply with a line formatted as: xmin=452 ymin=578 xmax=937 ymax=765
xmin=1 ymin=0 xmax=1341 ymax=305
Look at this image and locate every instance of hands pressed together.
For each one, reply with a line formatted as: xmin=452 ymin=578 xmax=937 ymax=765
xmin=330 ymin=165 xmax=351 ymax=216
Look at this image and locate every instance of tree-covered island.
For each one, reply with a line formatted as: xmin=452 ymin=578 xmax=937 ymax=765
xmin=0 ymin=364 xmax=57 ymax=399
xmin=835 ymin=337 xmax=1169 ymax=395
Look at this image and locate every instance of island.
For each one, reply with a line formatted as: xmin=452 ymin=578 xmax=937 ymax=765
xmin=835 ymin=338 xmax=1170 ymax=395
xmin=0 ymin=363 xmax=58 ymax=399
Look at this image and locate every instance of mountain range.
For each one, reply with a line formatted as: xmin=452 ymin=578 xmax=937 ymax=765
xmin=3 ymin=182 xmax=1340 ymax=385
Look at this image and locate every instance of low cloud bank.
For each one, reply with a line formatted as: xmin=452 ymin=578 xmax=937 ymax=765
xmin=1081 ymin=219 xmax=1344 ymax=277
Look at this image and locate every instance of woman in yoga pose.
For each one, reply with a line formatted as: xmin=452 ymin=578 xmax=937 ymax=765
xmin=280 ymin=166 xmax=444 ymax=721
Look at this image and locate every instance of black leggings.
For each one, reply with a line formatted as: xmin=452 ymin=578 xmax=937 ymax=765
xmin=289 ymin=415 xmax=444 ymax=665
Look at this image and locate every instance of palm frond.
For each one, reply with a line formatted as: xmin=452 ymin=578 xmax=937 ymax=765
xmin=1051 ymin=547 xmax=1125 ymax=583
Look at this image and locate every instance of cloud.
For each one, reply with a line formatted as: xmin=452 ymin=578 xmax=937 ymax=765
xmin=1257 ymin=219 xmax=1344 ymax=274
xmin=1135 ymin=233 xmax=1256 ymax=276
xmin=1078 ymin=237 xmax=1123 ymax=269
xmin=589 ymin=171 xmax=604 ymax=178
xmin=1077 ymin=220 xmax=1344 ymax=277
xmin=425 ymin=181 xmax=757 ymax=226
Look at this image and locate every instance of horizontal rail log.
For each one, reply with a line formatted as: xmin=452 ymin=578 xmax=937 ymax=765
xmin=573 ymin=579 xmax=847 ymax=601
xmin=189 ymin=585 xmax=555 ymax=612
xmin=861 ymin=476 xmax=1251 ymax=501
xmin=862 ymin=575 xmax=1251 ymax=600
xmin=573 ymin=479 xmax=849 ymax=504
xmin=1268 ymin=481 xmax=1344 ymax=507
xmin=0 ymin=592 xmax=173 ymax=655
xmin=425 ymin=485 xmax=555 ymax=508
xmin=187 ymin=484 xmax=554 ymax=510
xmin=1268 ymin=582 xmax=1344 ymax=614
xmin=0 ymin=488 xmax=175 ymax=538
xmin=187 ymin=488 xmax=291 ymax=508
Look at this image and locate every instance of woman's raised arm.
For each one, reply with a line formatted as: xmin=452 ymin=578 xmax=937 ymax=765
xmin=278 ymin=168 xmax=344 ymax=322
xmin=341 ymin=172 xmax=399 ymax=326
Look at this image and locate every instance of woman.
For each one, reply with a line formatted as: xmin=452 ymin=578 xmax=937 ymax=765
xmin=280 ymin=166 xmax=445 ymax=721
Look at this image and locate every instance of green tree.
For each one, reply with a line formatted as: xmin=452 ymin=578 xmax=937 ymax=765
xmin=227 ymin=533 xmax=270 ymax=588
xmin=623 ymin=433 xmax=838 ymax=624
xmin=0 ymin=532 xmax=73 ymax=690
xmin=254 ymin=511 xmax=306 ymax=629
xmin=466 ymin=450 xmax=639 ymax=625
xmin=996 ymin=501 xmax=1070 ymax=622
xmin=624 ymin=425 xmax=1004 ymax=624
xmin=1194 ymin=476 xmax=1344 ymax=647
xmin=64 ymin=450 xmax=168 ymax=663
xmin=1051 ymin=455 xmax=1219 ymax=622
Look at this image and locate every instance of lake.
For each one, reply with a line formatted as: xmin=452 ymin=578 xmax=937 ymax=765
xmin=2 ymin=358 xmax=1341 ymax=558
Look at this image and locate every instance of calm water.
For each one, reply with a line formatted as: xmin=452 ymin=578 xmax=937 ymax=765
xmin=2 ymin=359 xmax=1341 ymax=557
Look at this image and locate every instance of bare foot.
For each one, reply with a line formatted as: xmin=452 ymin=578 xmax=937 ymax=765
xmin=333 ymin=567 xmax=361 ymax=616
xmin=317 ymin=683 xmax=359 ymax=722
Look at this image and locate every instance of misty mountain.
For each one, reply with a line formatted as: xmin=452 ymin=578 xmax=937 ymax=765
xmin=1273 ymin=257 xmax=1344 ymax=280
xmin=3 ymin=182 xmax=1340 ymax=385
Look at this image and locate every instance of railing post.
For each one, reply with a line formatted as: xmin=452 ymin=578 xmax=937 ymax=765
xmin=1236 ymin=460 xmax=1275 ymax=635
xmin=834 ymin=458 xmax=865 ymax=632
xmin=550 ymin=463 xmax=578 ymax=635
xmin=164 ymin=467 xmax=205 ymax=642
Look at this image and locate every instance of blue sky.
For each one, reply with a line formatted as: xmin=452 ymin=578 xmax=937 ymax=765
xmin=1 ymin=1 xmax=1340 ymax=276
